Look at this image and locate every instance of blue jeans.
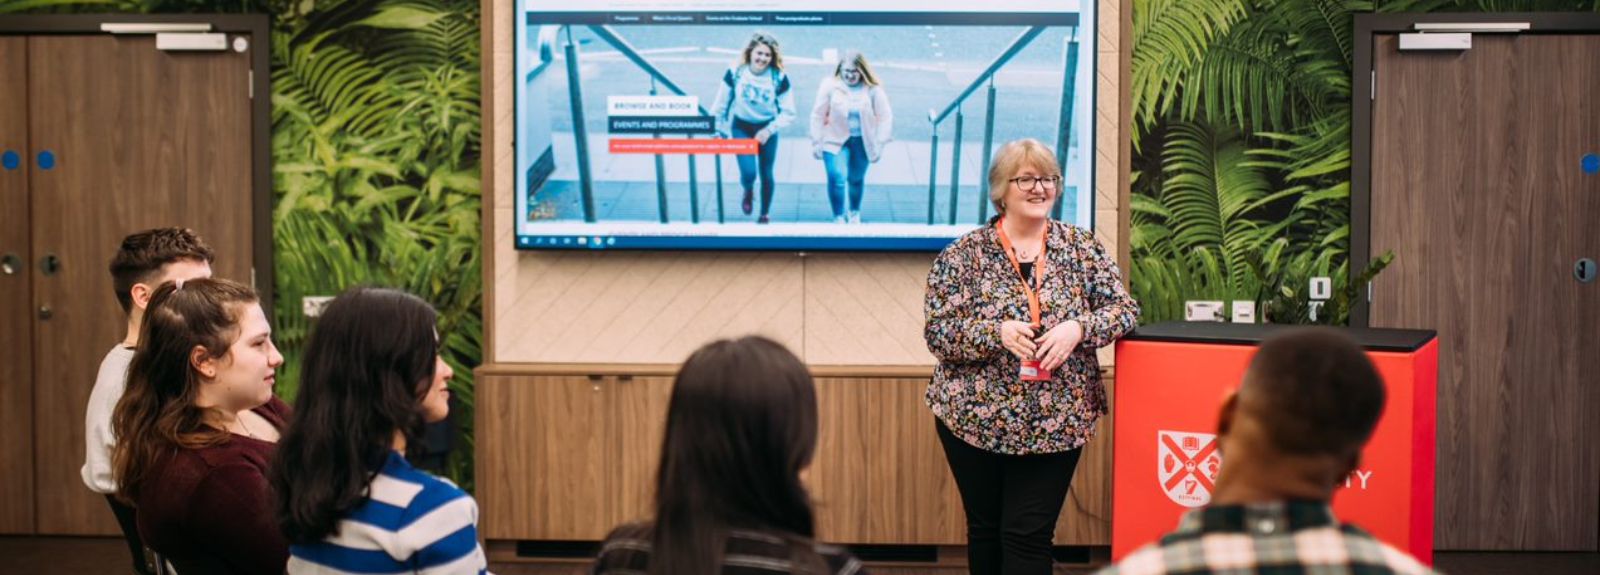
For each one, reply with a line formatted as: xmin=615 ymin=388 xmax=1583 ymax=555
xmin=732 ymin=119 xmax=779 ymax=217
xmin=823 ymin=136 xmax=870 ymax=218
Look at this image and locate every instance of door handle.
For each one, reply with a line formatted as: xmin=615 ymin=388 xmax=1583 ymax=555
xmin=38 ymin=305 xmax=52 ymax=320
xmin=1577 ymin=258 xmax=1597 ymax=284
xmin=1 ymin=253 xmax=19 ymax=275
xmin=40 ymin=253 xmax=60 ymax=276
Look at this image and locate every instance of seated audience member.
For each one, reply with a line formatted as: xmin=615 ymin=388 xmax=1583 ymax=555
xmin=592 ymin=336 xmax=866 ymax=574
xmin=1096 ymin=328 xmax=1437 ymax=575
xmin=111 ymin=278 xmax=290 ymax=575
xmin=84 ymin=227 xmax=215 ymax=575
xmin=272 ymin=287 xmax=487 ymax=574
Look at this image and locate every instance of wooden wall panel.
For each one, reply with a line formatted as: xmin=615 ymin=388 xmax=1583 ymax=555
xmin=0 ymin=36 xmax=35 ymax=534
xmin=495 ymin=252 xmax=805 ymax=364
xmin=802 ymin=254 xmax=937 ymax=366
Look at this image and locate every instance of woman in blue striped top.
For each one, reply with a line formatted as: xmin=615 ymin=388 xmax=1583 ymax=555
xmin=271 ymin=287 xmax=487 ymax=575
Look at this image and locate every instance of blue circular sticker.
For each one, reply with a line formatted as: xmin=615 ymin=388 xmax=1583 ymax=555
xmin=1583 ymin=153 xmax=1600 ymax=175
xmin=1 ymin=150 xmax=18 ymax=171
xmin=37 ymin=150 xmax=56 ymax=170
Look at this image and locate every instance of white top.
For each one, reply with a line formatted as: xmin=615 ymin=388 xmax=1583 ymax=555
xmin=82 ymin=344 xmax=136 ymax=494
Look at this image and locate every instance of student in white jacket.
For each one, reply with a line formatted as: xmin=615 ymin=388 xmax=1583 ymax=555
xmin=809 ymin=50 xmax=893 ymax=224
xmin=84 ymin=228 xmax=214 ymax=575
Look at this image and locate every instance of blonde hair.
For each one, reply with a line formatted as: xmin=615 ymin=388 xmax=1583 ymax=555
xmin=834 ymin=50 xmax=880 ymax=87
xmin=987 ymin=138 xmax=1062 ymax=215
xmin=741 ymin=32 xmax=784 ymax=72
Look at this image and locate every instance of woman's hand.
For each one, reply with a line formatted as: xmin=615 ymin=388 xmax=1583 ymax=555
xmin=1000 ymin=320 xmax=1038 ymax=360
xmin=755 ymin=129 xmax=772 ymax=144
xmin=1035 ymin=320 xmax=1084 ymax=372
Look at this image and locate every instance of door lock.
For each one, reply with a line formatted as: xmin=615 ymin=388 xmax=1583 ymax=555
xmin=1577 ymin=258 xmax=1597 ymax=284
xmin=40 ymin=253 xmax=60 ymax=275
xmin=1 ymin=253 xmax=19 ymax=275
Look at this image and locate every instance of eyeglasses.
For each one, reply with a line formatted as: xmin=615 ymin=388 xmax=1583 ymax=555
xmin=1009 ymin=175 xmax=1062 ymax=192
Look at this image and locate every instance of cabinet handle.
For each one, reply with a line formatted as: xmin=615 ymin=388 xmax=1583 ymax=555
xmin=588 ymin=374 xmax=604 ymax=391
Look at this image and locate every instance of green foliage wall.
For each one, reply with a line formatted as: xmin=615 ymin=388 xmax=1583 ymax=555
xmin=1129 ymin=0 xmax=1600 ymax=325
xmin=1 ymin=0 xmax=483 ymax=489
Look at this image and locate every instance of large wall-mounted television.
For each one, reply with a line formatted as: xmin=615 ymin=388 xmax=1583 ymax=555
xmin=515 ymin=0 xmax=1096 ymax=251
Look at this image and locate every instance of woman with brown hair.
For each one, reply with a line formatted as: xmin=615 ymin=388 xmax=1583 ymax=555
xmin=593 ymin=336 xmax=865 ymax=574
xmin=112 ymin=277 xmax=289 ymax=575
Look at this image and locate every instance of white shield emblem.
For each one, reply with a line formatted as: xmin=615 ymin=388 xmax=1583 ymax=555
xmin=1157 ymin=430 xmax=1222 ymax=508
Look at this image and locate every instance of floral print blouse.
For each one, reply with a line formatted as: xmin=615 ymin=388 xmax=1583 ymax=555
xmin=923 ymin=220 xmax=1139 ymax=455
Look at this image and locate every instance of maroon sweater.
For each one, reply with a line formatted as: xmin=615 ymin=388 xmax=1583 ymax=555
xmin=135 ymin=397 xmax=291 ymax=575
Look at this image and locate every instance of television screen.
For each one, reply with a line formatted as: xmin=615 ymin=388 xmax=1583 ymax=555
xmin=514 ymin=0 xmax=1096 ymax=251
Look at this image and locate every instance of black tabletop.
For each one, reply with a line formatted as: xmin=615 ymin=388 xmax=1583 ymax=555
xmin=1123 ymin=322 xmax=1437 ymax=352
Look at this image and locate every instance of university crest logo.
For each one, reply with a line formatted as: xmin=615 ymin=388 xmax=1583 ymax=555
xmin=1157 ymin=430 xmax=1221 ymax=508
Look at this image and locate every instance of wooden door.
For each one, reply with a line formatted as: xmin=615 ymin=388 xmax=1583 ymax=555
xmin=0 ymin=36 xmax=36 ymax=535
xmin=1370 ymin=34 xmax=1600 ymax=551
xmin=27 ymin=34 xmax=255 ymax=535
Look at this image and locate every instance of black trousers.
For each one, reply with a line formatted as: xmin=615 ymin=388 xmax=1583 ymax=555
xmin=936 ymin=418 xmax=1082 ymax=575
xmin=106 ymin=495 xmax=154 ymax=575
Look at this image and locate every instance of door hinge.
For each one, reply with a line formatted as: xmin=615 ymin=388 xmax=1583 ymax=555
xmin=1367 ymin=282 xmax=1374 ymax=303
xmin=1370 ymin=70 xmax=1375 ymax=101
xmin=248 ymin=69 xmax=254 ymax=100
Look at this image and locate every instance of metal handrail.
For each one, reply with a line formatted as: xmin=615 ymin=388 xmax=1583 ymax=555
xmin=925 ymin=26 xmax=1049 ymax=225
xmin=929 ymin=26 xmax=1047 ymax=126
xmin=564 ymin=25 xmax=726 ymax=224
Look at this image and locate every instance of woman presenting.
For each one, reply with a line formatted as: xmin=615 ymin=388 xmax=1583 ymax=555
xmin=923 ymin=138 xmax=1139 ymax=575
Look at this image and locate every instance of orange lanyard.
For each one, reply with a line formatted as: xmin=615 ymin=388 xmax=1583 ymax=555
xmin=995 ymin=217 xmax=1046 ymax=328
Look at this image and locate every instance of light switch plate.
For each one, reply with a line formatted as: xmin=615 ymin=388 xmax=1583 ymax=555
xmin=1310 ymin=277 xmax=1332 ymax=300
xmin=1231 ymin=301 xmax=1257 ymax=324
xmin=1185 ymin=300 xmax=1226 ymax=322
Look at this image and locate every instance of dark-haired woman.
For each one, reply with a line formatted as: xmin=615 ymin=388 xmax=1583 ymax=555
xmin=111 ymin=278 xmax=290 ymax=575
xmin=272 ymin=287 xmax=486 ymax=574
xmin=592 ymin=336 xmax=866 ymax=574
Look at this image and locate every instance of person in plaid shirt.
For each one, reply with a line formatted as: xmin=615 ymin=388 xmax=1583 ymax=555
xmin=1098 ymin=328 xmax=1438 ymax=575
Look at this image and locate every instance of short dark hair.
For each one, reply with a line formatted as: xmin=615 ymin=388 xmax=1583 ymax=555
xmin=1241 ymin=328 xmax=1386 ymax=457
xmin=109 ymin=228 xmax=215 ymax=315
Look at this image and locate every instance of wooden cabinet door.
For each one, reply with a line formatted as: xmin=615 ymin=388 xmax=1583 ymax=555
xmin=809 ymin=377 xmax=966 ymax=544
xmin=0 ymin=35 xmax=35 ymax=535
xmin=612 ymin=375 xmax=672 ymax=528
xmin=479 ymin=374 xmax=615 ymax=540
xmin=27 ymin=34 xmax=255 ymax=535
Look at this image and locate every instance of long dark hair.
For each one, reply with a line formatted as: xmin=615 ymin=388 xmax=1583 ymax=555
xmin=112 ymin=278 xmax=259 ymax=504
xmin=271 ymin=287 xmax=439 ymax=544
xmin=650 ymin=336 xmax=822 ymax=573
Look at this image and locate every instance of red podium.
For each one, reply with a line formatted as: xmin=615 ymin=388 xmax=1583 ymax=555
xmin=1111 ymin=322 xmax=1437 ymax=563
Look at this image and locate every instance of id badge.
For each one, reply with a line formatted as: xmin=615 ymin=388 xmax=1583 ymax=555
xmin=1020 ymin=359 xmax=1052 ymax=381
